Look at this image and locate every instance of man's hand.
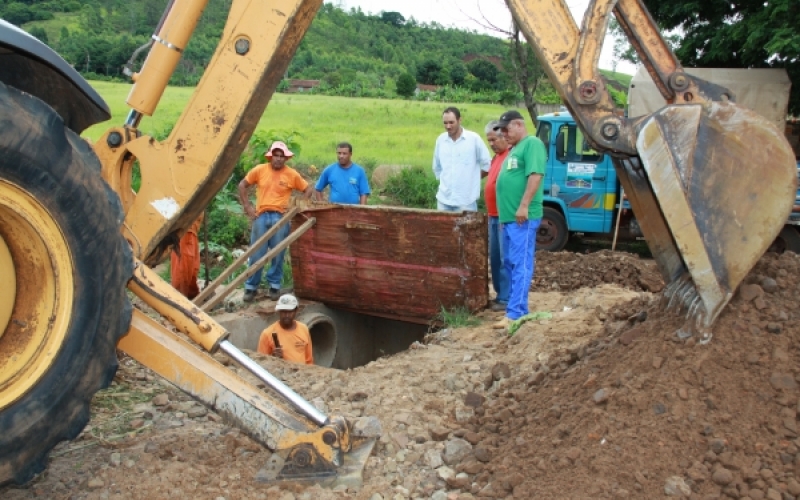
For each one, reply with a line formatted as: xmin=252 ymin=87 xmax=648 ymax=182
xmin=515 ymin=205 xmax=529 ymax=224
xmin=272 ymin=347 xmax=284 ymax=359
xmin=244 ymin=205 xmax=257 ymax=221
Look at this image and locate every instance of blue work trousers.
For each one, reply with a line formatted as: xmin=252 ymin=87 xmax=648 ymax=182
xmin=488 ymin=216 xmax=509 ymax=305
xmin=245 ymin=211 xmax=289 ymax=291
xmin=502 ymin=218 xmax=541 ymax=320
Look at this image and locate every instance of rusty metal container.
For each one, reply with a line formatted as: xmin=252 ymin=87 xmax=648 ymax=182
xmin=290 ymin=205 xmax=488 ymax=324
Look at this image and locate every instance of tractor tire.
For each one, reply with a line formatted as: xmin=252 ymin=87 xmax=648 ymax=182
xmin=537 ymin=207 xmax=569 ymax=252
xmin=0 ymin=83 xmax=133 ymax=485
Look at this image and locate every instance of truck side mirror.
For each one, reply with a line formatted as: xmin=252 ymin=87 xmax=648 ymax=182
xmin=555 ymin=131 xmax=566 ymax=160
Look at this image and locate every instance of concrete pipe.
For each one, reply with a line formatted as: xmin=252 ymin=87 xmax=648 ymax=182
xmin=296 ymin=311 xmax=337 ymax=367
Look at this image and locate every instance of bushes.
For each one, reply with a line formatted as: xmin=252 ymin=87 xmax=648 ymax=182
xmin=382 ymin=167 xmax=438 ymax=209
xmin=207 ymin=206 xmax=250 ymax=248
xmin=396 ymin=72 xmax=417 ymax=98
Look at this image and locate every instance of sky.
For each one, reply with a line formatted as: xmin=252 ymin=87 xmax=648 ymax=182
xmin=332 ymin=0 xmax=637 ymax=75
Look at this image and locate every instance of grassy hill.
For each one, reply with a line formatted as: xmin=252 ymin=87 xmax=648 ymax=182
xmin=84 ymin=81 xmax=509 ymax=170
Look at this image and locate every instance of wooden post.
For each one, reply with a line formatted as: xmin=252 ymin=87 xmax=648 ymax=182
xmin=612 ymin=188 xmax=624 ymax=252
xmin=199 ymin=217 xmax=316 ymax=312
xmin=193 ymin=207 xmax=299 ymax=305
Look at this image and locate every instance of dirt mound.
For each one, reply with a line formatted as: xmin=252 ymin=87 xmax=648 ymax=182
xmin=466 ymin=252 xmax=800 ymax=499
xmin=533 ymin=250 xmax=664 ymax=293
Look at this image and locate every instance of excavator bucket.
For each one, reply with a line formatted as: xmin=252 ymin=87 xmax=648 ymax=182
xmin=616 ymin=101 xmax=798 ymax=330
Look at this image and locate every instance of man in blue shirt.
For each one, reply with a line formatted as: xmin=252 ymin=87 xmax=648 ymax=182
xmin=314 ymin=142 xmax=371 ymax=205
xmin=432 ymin=106 xmax=492 ymax=212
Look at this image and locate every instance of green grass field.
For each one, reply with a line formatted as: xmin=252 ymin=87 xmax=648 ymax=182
xmin=83 ymin=82 xmax=514 ymax=169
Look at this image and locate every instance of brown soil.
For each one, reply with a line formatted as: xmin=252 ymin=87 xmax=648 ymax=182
xmin=532 ymin=249 xmax=664 ymax=294
xmin=1 ymin=251 xmax=798 ymax=500
xmin=474 ymin=251 xmax=800 ymax=499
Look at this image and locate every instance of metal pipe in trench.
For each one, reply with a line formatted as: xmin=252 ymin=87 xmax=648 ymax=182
xmin=218 ymin=340 xmax=329 ymax=427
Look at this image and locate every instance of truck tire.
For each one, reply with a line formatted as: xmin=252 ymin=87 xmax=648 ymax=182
xmin=0 ymin=83 xmax=133 ymax=485
xmin=537 ymin=207 xmax=569 ymax=252
xmin=773 ymin=226 xmax=800 ymax=254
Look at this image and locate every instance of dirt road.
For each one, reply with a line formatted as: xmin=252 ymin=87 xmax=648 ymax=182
xmin=2 ymin=251 xmax=798 ymax=499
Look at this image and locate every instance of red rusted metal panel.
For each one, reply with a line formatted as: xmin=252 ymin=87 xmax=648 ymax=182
xmin=290 ymin=205 xmax=488 ymax=323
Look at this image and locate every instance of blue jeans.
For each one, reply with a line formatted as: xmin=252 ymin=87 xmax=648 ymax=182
xmin=488 ymin=216 xmax=509 ymax=304
xmin=437 ymin=201 xmax=477 ymax=212
xmin=245 ymin=211 xmax=289 ymax=291
xmin=503 ymin=218 xmax=541 ymax=320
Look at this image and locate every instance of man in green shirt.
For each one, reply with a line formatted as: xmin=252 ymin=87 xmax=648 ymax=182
xmin=494 ymin=110 xmax=546 ymax=322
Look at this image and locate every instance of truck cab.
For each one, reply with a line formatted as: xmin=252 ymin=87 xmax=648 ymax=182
xmin=536 ymin=112 xmax=627 ymax=251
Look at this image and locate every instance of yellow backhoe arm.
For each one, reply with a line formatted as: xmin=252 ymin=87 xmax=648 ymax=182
xmin=94 ymin=0 xmax=322 ymax=264
xmin=87 ymin=0 xmax=376 ymax=485
xmin=506 ymin=0 xmax=798 ymax=331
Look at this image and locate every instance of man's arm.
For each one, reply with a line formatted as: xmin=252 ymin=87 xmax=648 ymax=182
xmin=477 ymin=135 xmax=492 ymax=174
xmin=302 ymin=184 xmax=314 ymax=199
xmin=359 ymin=169 xmax=370 ymax=205
xmin=238 ymin=178 xmax=257 ymax=220
xmin=515 ymin=173 xmax=543 ymax=224
xmin=313 ymin=169 xmax=328 ymax=202
xmin=432 ymin=139 xmax=442 ymax=180
xmin=256 ymin=331 xmax=273 ymax=356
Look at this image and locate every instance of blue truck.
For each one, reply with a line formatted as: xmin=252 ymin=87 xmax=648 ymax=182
xmin=533 ymin=110 xmax=646 ymax=251
xmin=534 ymin=69 xmax=800 ymax=253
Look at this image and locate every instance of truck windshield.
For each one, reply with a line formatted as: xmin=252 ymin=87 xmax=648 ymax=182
xmin=557 ymin=124 xmax=603 ymax=163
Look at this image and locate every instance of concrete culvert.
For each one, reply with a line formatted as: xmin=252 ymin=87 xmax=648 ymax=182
xmin=296 ymin=311 xmax=337 ymax=367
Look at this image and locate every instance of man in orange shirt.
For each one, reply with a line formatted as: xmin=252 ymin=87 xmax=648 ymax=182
xmin=484 ymin=120 xmax=511 ymax=312
xmin=238 ymin=141 xmax=313 ymax=302
xmin=170 ymin=214 xmax=204 ymax=299
xmin=257 ymin=294 xmax=314 ymax=365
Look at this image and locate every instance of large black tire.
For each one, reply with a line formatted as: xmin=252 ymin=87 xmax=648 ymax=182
xmin=0 ymin=83 xmax=133 ymax=484
xmin=537 ymin=206 xmax=569 ymax=252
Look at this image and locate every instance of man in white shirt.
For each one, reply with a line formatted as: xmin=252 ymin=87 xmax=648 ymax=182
xmin=432 ymin=107 xmax=492 ymax=212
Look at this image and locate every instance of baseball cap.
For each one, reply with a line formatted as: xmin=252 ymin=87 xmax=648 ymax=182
xmin=275 ymin=294 xmax=299 ymax=311
xmin=265 ymin=141 xmax=294 ymax=158
xmin=494 ymin=110 xmax=525 ymax=130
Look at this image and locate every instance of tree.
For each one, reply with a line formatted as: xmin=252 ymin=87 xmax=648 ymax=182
xmin=416 ymin=59 xmax=442 ymax=85
xmin=640 ymin=0 xmax=800 ymax=115
xmin=457 ymin=7 xmax=548 ymax=122
xmin=504 ymin=23 xmax=547 ymax=121
xmin=449 ymin=62 xmax=467 ymax=86
xmin=467 ymin=58 xmax=498 ymax=89
xmin=396 ymin=72 xmax=416 ymax=98
xmin=29 ymin=26 xmax=48 ymax=44
xmin=381 ymin=11 xmax=405 ymax=27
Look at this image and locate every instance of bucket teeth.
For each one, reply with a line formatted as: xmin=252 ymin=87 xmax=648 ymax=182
xmin=659 ymin=274 xmax=711 ymax=332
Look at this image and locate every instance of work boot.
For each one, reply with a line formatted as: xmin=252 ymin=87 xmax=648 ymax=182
xmin=268 ymin=288 xmax=281 ymax=301
xmin=492 ymin=317 xmax=509 ymax=330
xmin=490 ymin=302 xmax=507 ymax=312
xmin=243 ymin=289 xmax=257 ymax=303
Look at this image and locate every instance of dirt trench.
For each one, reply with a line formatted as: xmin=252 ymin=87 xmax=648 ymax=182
xmin=1 ymin=251 xmax=798 ymax=500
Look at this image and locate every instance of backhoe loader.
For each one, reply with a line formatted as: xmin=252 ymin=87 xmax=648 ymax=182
xmin=0 ymin=0 xmax=797 ymax=487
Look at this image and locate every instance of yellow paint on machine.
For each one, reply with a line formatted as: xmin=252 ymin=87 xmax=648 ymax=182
xmin=0 ymin=180 xmax=73 ymax=410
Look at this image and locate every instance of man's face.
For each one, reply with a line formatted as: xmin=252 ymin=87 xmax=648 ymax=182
xmin=486 ymin=130 xmax=509 ymax=154
xmin=442 ymin=112 xmax=461 ymax=138
xmin=336 ymin=147 xmax=352 ymax=167
xmin=278 ymin=309 xmax=296 ymax=328
xmin=500 ymin=120 xmax=524 ymax=145
xmin=270 ymin=150 xmax=287 ymax=169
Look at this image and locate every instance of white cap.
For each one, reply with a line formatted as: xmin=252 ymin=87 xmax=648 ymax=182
xmin=275 ymin=294 xmax=299 ymax=311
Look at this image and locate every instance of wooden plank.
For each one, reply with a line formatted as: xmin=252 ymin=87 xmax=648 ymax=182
xmin=194 ymin=207 xmax=299 ymax=305
xmin=200 ymin=217 xmax=315 ymax=312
